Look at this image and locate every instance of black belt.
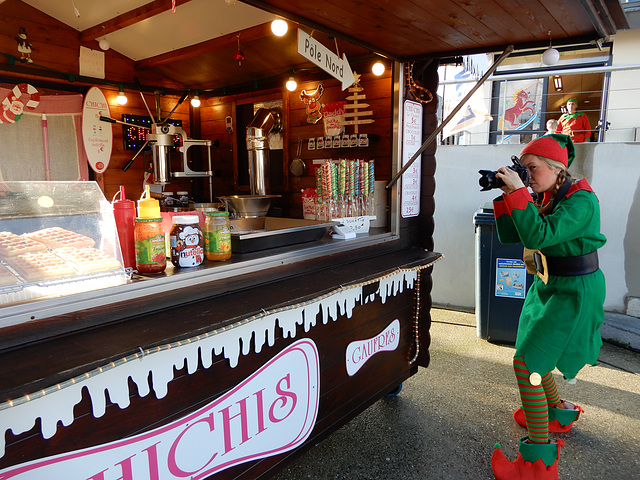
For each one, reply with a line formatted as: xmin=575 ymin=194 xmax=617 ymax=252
xmin=533 ymin=251 xmax=599 ymax=278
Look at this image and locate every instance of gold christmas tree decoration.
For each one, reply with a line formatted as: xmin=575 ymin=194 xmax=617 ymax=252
xmin=344 ymin=72 xmax=374 ymax=134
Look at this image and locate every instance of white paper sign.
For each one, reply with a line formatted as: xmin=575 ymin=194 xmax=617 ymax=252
xmin=82 ymin=86 xmax=113 ymax=174
xmin=79 ymin=46 xmax=105 ymax=79
xmin=401 ymin=100 xmax=423 ymax=218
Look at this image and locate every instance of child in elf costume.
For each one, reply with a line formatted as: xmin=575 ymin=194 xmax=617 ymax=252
xmin=490 ymin=134 xmax=606 ymax=480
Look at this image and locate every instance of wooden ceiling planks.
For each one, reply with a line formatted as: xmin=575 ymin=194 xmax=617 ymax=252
xmin=241 ymin=0 xmax=628 ymax=60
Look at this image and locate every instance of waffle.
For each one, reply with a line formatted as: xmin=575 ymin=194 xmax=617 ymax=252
xmin=25 ymin=227 xmax=95 ymax=249
xmin=53 ymin=247 xmax=122 ymax=274
xmin=5 ymin=251 xmax=78 ymax=282
xmin=0 ymin=263 xmax=19 ymax=287
xmin=0 ymin=231 xmax=47 ymax=257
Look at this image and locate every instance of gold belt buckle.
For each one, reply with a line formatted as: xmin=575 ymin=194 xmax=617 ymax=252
xmin=534 ymin=250 xmax=549 ymax=284
xmin=523 ymin=248 xmax=537 ymax=275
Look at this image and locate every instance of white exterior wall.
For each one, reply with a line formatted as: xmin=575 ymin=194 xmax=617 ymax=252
xmin=432 ymin=143 xmax=640 ymax=315
xmin=605 ymin=29 xmax=640 ymax=142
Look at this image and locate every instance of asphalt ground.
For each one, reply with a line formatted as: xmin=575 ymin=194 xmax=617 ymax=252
xmin=271 ymin=308 xmax=640 ymax=480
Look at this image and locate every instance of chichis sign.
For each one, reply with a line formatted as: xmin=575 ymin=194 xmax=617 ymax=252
xmin=0 ymin=339 xmax=320 ymax=480
xmin=81 ymin=86 xmax=112 ymax=174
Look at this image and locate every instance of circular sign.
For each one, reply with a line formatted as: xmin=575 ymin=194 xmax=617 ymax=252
xmin=82 ymin=87 xmax=113 ymax=174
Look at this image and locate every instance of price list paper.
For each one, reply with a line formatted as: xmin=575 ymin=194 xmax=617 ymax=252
xmin=401 ymin=100 xmax=423 ymax=218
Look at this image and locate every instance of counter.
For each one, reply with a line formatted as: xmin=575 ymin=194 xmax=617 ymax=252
xmin=0 ymin=182 xmax=441 ymax=479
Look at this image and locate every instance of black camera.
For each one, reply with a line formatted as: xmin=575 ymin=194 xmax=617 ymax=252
xmin=479 ymin=156 xmax=529 ymax=191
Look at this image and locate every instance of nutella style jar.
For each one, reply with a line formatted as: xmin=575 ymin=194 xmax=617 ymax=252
xmin=204 ymin=211 xmax=232 ymax=261
xmin=170 ymin=215 xmax=204 ymax=267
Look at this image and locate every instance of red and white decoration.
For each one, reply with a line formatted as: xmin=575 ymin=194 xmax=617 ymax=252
xmin=0 ymin=83 xmax=40 ymax=124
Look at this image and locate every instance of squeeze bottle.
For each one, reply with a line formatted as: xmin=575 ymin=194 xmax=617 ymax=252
xmin=112 ymin=186 xmax=136 ymax=269
xmin=137 ymin=185 xmax=161 ymax=218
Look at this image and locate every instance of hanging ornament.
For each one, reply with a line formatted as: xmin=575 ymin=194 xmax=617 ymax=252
xmin=299 ymin=84 xmax=324 ymax=124
xmin=16 ymin=28 xmax=34 ymax=63
xmin=234 ymin=34 xmax=244 ymax=66
xmin=0 ymin=83 xmax=40 ymax=124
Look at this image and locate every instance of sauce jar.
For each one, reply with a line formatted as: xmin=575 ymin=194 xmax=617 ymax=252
xmin=204 ymin=211 xmax=232 ymax=261
xmin=134 ymin=218 xmax=166 ymax=274
xmin=170 ymin=215 xmax=204 ymax=267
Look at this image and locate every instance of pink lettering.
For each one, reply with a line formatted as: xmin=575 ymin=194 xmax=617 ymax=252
xmin=141 ymin=442 xmax=161 ymax=480
xmin=269 ymin=374 xmax=297 ymax=423
xmin=168 ymin=414 xmax=217 ymax=477
xmin=254 ymin=389 xmax=268 ymax=435
xmin=220 ymin=397 xmax=251 ymax=454
xmin=85 ymin=453 xmax=135 ymax=480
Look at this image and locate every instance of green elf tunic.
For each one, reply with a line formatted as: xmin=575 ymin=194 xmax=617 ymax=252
xmin=493 ymin=178 xmax=606 ymax=379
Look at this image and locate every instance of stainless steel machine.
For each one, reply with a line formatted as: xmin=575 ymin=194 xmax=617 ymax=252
xmin=100 ymin=86 xmax=214 ymax=200
xmin=245 ymin=107 xmax=281 ymax=196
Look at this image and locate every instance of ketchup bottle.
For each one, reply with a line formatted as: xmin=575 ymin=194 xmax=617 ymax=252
xmin=112 ymin=186 xmax=136 ymax=270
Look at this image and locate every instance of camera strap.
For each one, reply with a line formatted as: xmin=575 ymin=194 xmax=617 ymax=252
xmin=549 ymin=178 xmax=573 ymax=214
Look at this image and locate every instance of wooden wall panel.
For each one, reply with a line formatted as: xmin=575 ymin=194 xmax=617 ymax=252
xmin=0 ymin=0 xmax=394 ymax=217
xmin=0 ymin=0 xmax=171 ymax=87
xmin=284 ymin=70 xmax=393 ymax=218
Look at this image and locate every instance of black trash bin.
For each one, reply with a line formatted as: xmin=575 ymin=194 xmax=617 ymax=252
xmin=474 ymin=202 xmax=533 ymax=344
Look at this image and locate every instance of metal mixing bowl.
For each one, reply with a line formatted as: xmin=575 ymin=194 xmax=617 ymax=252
xmin=217 ymin=195 xmax=280 ymax=218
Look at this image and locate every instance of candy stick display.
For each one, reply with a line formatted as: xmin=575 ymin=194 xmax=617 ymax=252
xmin=312 ymin=159 xmax=376 ymax=220
xmin=368 ymin=160 xmax=375 ymax=215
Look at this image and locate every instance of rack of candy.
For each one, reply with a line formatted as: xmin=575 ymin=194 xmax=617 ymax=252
xmin=311 ymin=159 xmax=375 ymax=222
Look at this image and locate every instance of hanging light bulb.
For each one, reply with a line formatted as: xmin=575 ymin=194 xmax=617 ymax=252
xmin=271 ymin=19 xmax=288 ymax=37
xmin=542 ymin=47 xmax=560 ymax=65
xmin=286 ymin=76 xmax=297 ymax=92
xmin=98 ymin=26 xmax=110 ymax=51
xmin=116 ymin=87 xmax=127 ymax=106
xmin=372 ymin=61 xmax=385 ymax=76
xmin=191 ymin=92 xmax=201 ymax=108
xmin=542 ymin=30 xmax=559 ymax=66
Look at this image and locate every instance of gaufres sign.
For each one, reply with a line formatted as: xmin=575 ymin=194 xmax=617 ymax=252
xmin=346 ymin=319 xmax=400 ymax=376
xmin=0 ymin=339 xmax=319 ymax=480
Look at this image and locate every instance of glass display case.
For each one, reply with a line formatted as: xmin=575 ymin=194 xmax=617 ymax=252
xmin=0 ymin=181 xmax=127 ymax=308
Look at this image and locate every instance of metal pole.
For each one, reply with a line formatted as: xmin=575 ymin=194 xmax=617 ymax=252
xmin=386 ymin=44 xmax=514 ymax=190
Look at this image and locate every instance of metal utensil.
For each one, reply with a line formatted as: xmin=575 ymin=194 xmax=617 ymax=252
xmin=290 ymin=138 xmax=306 ymax=177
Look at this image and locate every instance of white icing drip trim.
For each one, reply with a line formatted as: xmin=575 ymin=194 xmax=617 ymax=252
xmin=0 ymin=262 xmax=436 ymax=459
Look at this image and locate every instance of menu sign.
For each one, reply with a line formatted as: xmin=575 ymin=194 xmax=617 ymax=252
xmin=401 ymin=100 xmax=422 ymax=218
xmin=82 ymin=87 xmax=112 ymax=174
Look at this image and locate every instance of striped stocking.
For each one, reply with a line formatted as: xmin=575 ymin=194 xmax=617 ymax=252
xmin=513 ymin=356 xmax=549 ymax=444
xmin=541 ymin=372 xmax=562 ymax=407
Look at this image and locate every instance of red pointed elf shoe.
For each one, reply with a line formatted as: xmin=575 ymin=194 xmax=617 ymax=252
xmin=492 ymin=437 xmax=565 ymax=480
xmin=513 ymin=401 xmax=584 ymax=432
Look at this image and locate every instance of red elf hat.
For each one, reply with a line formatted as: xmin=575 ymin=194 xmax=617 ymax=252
xmin=520 ymin=133 xmax=575 ymax=168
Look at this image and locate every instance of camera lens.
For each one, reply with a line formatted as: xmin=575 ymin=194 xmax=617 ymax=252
xmin=478 ymin=170 xmax=502 ymax=191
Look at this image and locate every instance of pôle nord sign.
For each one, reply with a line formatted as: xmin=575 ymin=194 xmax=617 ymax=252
xmin=0 ymin=339 xmax=319 ymax=480
xmin=297 ymin=29 xmax=356 ymax=90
